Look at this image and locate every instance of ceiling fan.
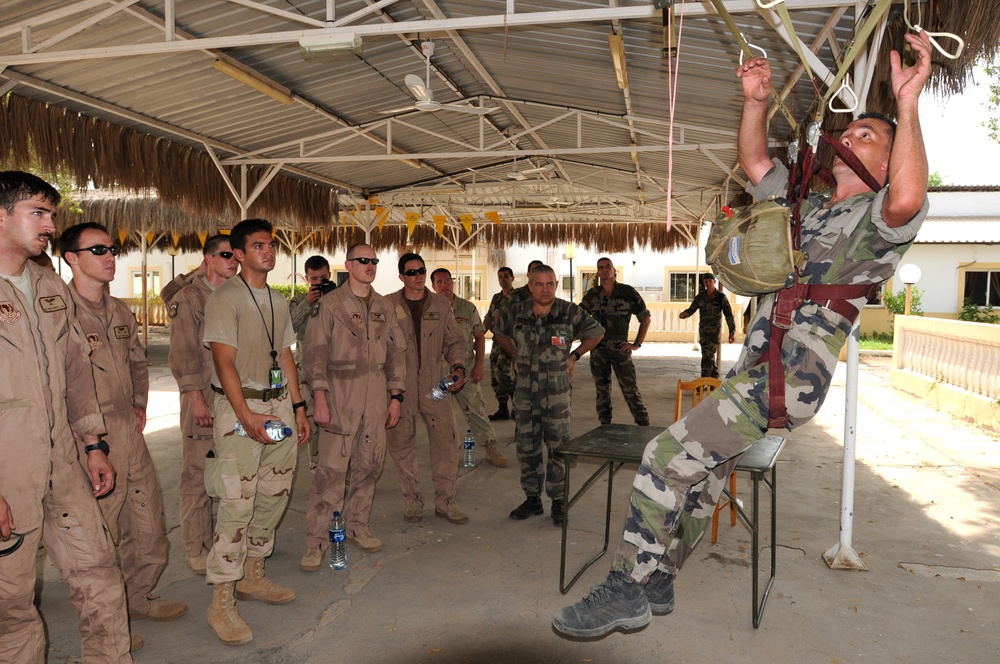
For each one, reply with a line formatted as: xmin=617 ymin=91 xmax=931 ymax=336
xmin=507 ymin=160 xmax=555 ymax=181
xmin=381 ymin=42 xmax=498 ymax=116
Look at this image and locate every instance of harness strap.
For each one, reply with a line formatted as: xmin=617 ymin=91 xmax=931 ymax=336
xmin=820 ymin=130 xmax=883 ymax=193
xmin=759 ymin=282 xmax=876 ymax=429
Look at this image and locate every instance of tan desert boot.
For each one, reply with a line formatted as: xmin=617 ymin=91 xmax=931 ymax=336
xmin=235 ymin=556 xmax=296 ymax=604
xmin=207 ymin=581 xmax=253 ymax=646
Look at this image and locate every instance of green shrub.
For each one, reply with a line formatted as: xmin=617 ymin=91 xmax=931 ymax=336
xmin=270 ymin=283 xmax=308 ymax=299
xmin=957 ymin=298 xmax=1000 ymax=324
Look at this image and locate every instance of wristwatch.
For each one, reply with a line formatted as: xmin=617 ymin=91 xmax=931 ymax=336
xmin=632 ymin=341 xmax=642 ymax=348
xmin=84 ymin=440 xmax=110 ymax=456
xmin=570 ymin=350 xmax=581 ymax=361
xmin=390 ymin=393 xmax=404 ymax=403
xmin=292 ymin=400 xmax=307 ymax=412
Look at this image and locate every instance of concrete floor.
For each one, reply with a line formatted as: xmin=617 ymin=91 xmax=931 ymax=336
xmin=39 ymin=332 xmax=1000 ymax=663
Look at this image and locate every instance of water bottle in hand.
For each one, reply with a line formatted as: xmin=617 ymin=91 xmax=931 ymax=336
xmin=462 ymin=429 xmax=476 ymax=468
xmin=329 ymin=511 xmax=347 ymax=570
xmin=234 ymin=419 xmax=292 ymax=442
xmin=430 ymin=374 xmax=459 ymax=401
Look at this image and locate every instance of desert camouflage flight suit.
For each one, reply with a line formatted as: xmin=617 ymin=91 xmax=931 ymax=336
xmin=484 ymin=288 xmax=515 ymax=404
xmin=449 ymin=295 xmax=500 ymax=449
xmin=681 ymin=289 xmax=736 ymax=378
xmin=70 ymin=285 xmax=170 ymax=618
xmin=580 ymin=282 xmax=651 ymax=426
xmin=494 ymin=298 xmax=604 ymax=500
xmin=613 ymin=159 xmax=929 ymax=583
xmin=203 ymin=277 xmax=298 ymax=583
xmin=0 ymin=263 xmax=131 ymax=664
xmin=168 ymin=276 xmax=218 ymax=560
xmin=289 ymin=289 xmax=327 ymax=458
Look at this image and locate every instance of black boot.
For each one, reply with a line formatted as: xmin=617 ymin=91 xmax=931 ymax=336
xmin=489 ymin=399 xmax=510 ymax=421
xmin=509 ymin=496 xmax=544 ymax=520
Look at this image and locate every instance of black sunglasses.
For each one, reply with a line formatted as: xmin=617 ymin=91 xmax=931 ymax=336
xmin=348 ymin=257 xmax=380 ymax=265
xmin=215 ymin=251 xmax=234 ymax=259
xmin=402 ymin=267 xmax=427 ymax=277
xmin=71 ymin=245 xmax=120 ymax=257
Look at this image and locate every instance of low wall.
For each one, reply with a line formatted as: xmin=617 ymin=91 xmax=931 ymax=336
xmin=891 ymin=316 xmax=1000 ymax=433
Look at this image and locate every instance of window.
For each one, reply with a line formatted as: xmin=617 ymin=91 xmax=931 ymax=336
xmin=964 ymin=270 xmax=1000 ymax=307
xmin=457 ymin=273 xmax=482 ymax=300
xmin=668 ymin=272 xmax=712 ymax=302
xmin=333 ymin=270 xmax=349 ymax=287
xmin=130 ymin=269 xmax=161 ymax=298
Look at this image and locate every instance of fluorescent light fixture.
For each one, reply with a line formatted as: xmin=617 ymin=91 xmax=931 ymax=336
xmin=299 ymin=32 xmax=362 ymax=59
xmin=608 ymin=33 xmax=628 ymax=90
xmin=212 ymin=59 xmax=294 ymax=106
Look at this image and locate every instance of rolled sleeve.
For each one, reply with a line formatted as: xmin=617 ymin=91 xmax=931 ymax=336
xmin=746 ymin=158 xmax=788 ymax=200
xmin=871 ymin=185 xmax=929 ymax=245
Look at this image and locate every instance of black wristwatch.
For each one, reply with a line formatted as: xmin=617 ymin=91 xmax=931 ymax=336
xmin=390 ymin=393 xmax=404 ymax=403
xmin=292 ymin=400 xmax=307 ymax=412
xmin=570 ymin=350 xmax=581 ymax=361
xmin=84 ymin=440 xmax=110 ymax=456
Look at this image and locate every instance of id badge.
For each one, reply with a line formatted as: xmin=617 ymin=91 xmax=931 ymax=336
xmin=551 ymin=336 xmax=567 ymax=347
xmin=269 ymin=367 xmax=284 ymax=389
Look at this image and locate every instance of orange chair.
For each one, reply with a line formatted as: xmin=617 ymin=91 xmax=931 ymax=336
xmin=672 ymin=377 xmax=734 ymax=543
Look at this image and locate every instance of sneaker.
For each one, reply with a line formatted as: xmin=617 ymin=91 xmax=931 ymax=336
xmin=551 ymin=500 xmax=565 ymax=526
xmin=552 ymin=571 xmax=651 ymax=638
xmin=644 ymin=570 xmax=676 ymax=615
xmin=347 ymin=531 xmax=382 ymax=553
xmin=434 ymin=507 xmax=469 ymax=525
xmin=300 ymin=545 xmax=324 ymax=572
xmin=403 ymin=507 xmax=423 ymax=523
xmin=509 ymin=496 xmax=544 ymax=520
xmin=483 ymin=441 xmax=509 ymax=467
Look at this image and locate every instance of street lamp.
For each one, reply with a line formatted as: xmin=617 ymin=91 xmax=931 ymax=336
xmin=898 ymin=263 xmax=921 ymax=316
xmin=564 ymin=243 xmax=576 ymax=301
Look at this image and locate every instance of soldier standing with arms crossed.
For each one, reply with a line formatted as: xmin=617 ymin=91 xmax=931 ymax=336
xmin=299 ymin=244 xmax=406 ymax=568
xmin=168 ymin=234 xmax=238 ymax=574
xmin=0 ymin=171 xmax=132 ymax=663
xmin=202 ymin=218 xmax=310 ymax=646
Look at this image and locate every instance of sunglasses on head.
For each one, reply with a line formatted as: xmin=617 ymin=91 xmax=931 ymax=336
xmin=215 ymin=251 xmax=234 ymax=259
xmin=348 ymin=257 xmax=380 ymax=265
xmin=72 ymin=245 xmax=120 ymax=257
xmin=402 ymin=267 xmax=427 ymax=277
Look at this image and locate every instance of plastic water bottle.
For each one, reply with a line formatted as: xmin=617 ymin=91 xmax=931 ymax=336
xmin=234 ymin=419 xmax=292 ymax=442
xmin=462 ymin=429 xmax=476 ymax=468
xmin=430 ymin=374 xmax=459 ymax=401
xmin=329 ymin=511 xmax=347 ymax=570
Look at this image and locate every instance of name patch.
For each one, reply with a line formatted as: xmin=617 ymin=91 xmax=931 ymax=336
xmin=114 ymin=325 xmax=130 ymax=339
xmin=38 ymin=294 xmax=66 ymax=312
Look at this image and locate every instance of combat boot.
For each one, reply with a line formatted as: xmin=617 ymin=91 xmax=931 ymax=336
xmin=488 ymin=399 xmax=510 ymax=421
xmin=235 ymin=556 xmax=296 ymax=605
xmin=207 ymin=582 xmax=253 ymax=646
xmin=483 ymin=440 xmax=509 ymax=467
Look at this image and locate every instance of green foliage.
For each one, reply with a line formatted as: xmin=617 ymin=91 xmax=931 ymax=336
xmin=957 ymin=298 xmax=1000 ymax=324
xmin=859 ymin=332 xmax=894 ymax=350
xmin=927 ymin=171 xmax=945 ymax=187
xmin=987 ymin=60 xmax=1000 ymax=145
xmin=269 ymin=283 xmax=308 ymax=299
xmin=884 ymin=285 xmax=923 ymax=328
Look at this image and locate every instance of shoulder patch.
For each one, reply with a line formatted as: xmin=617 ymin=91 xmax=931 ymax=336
xmin=168 ymin=302 xmax=180 ymax=318
xmin=114 ymin=325 xmax=130 ymax=339
xmin=38 ymin=294 xmax=66 ymax=312
xmin=0 ymin=301 xmax=22 ymax=324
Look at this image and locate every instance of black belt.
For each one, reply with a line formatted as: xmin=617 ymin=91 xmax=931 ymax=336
xmin=211 ymin=384 xmax=286 ymax=402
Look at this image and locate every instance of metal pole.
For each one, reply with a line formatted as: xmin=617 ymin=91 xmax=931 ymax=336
xmin=823 ymin=322 xmax=868 ymax=570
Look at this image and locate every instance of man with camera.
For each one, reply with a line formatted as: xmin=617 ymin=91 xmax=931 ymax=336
xmin=289 ymin=256 xmax=335 ymax=461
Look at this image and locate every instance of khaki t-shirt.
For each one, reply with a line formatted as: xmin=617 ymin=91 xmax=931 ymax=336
xmin=203 ymin=276 xmax=296 ymax=390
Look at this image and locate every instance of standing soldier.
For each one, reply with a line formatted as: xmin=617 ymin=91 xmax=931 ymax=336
xmin=60 ymin=222 xmax=189 ymax=646
xmin=482 ymin=266 xmax=515 ymax=420
xmin=299 ymin=244 xmax=405 ymax=568
xmin=678 ymin=273 xmax=736 ymax=378
xmin=386 ymin=253 xmax=470 ymax=526
xmin=167 ymin=234 xmax=239 ymax=574
xmin=493 ymin=265 xmax=604 ymax=525
xmin=430 ymin=267 xmax=508 ymax=467
xmin=579 ymin=257 xmax=651 ymax=426
xmin=0 ymin=171 xmax=132 ymax=663
xmin=202 ymin=218 xmax=310 ymax=646
xmin=289 ymin=255 xmax=334 ymax=461
xmin=161 ymin=260 xmax=206 ymax=305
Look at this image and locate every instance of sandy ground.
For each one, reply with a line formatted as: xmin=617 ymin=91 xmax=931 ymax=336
xmin=38 ymin=333 xmax=1000 ymax=663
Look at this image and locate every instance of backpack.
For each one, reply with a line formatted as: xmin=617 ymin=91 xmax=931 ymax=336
xmin=704 ymin=197 xmax=804 ymax=296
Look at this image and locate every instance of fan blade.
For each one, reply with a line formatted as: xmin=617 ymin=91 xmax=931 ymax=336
xmin=439 ymin=104 xmax=499 ymax=115
xmin=405 ymin=74 xmax=431 ymax=102
xmin=521 ymin=164 xmax=555 ymax=175
xmin=378 ymin=105 xmax=417 ymax=114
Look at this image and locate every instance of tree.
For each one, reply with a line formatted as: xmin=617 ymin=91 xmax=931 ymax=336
xmin=987 ymin=60 xmax=1000 ymax=144
xmin=928 ymin=171 xmax=945 ymax=187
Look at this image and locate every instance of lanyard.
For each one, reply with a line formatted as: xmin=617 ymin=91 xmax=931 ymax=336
xmin=240 ymin=275 xmax=279 ymax=370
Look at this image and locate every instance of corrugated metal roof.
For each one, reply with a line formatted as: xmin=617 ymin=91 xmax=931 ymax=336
xmin=915 ymin=217 xmax=1000 ymax=244
xmin=0 ymin=1 xmax=940 ymax=237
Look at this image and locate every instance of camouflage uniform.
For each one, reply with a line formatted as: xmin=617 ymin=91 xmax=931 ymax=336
xmin=613 ymin=159 xmax=928 ymax=583
xmin=494 ymin=299 xmax=604 ymax=500
xmin=485 ymin=288 xmax=516 ymax=403
xmin=580 ymin=282 xmax=650 ymax=426
xmin=449 ymin=296 xmax=501 ymax=450
xmin=203 ymin=277 xmax=298 ymax=583
xmin=681 ymin=289 xmax=736 ymax=378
